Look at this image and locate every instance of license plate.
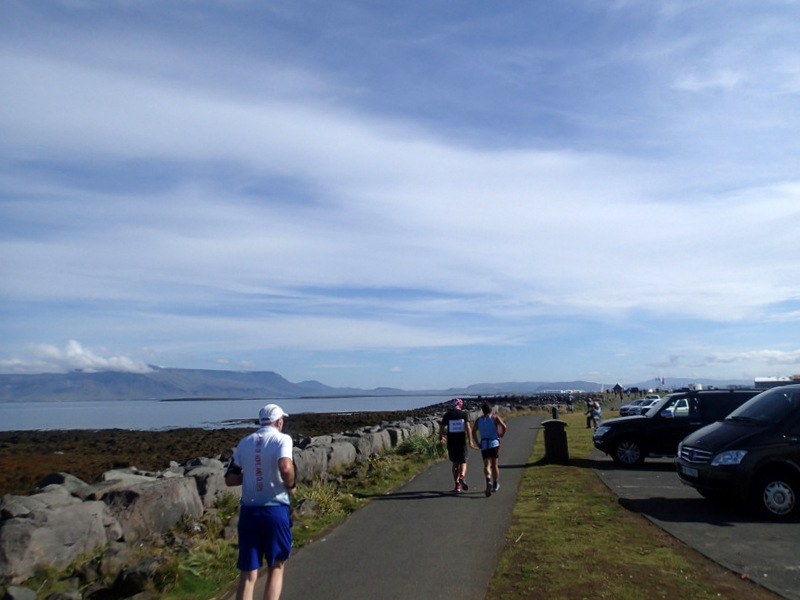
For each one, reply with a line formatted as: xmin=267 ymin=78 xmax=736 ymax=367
xmin=681 ymin=465 xmax=698 ymax=478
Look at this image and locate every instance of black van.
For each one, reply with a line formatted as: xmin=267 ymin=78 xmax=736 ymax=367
xmin=592 ymin=389 xmax=760 ymax=466
xmin=676 ymin=384 xmax=800 ymax=520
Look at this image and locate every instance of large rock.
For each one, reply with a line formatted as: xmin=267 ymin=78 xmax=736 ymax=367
xmin=101 ymin=468 xmax=156 ymax=486
xmin=0 ymin=487 xmax=121 ymax=584
xmin=184 ymin=460 xmax=237 ymax=508
xmin=36 ymin=473 xmax=89 ymax=495
xmin=327 ymin=441 xmax=357 ymax=470
xmin=293 ymin=445 xmax=327 ymax=482
xmin=101 ymin=477 xmax=203 ymax=542
xmin=384 ymin=426 xmax=408 ymax=446
xmin=350 ymin=429 xmax=392 ymax=457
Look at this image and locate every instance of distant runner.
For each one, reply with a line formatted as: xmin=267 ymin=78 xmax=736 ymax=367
xmin=473 ymin=402 xmax=507 ymax=497
xmin=439 ymin=398 xmax=476 ymax=492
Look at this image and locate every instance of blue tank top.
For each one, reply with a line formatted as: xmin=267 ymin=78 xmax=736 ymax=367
xmin=477 ymin=415 xmax=500 ymax=450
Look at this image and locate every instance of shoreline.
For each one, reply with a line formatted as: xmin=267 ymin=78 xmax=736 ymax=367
xmin=0 ymin=406 xmax=447 ymax=497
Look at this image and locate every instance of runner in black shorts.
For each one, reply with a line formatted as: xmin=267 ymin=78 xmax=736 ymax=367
xmin=473 ymin=402 xmax=508 ymax=496
xmin=438 ymin=398 xmax=476 ymax=492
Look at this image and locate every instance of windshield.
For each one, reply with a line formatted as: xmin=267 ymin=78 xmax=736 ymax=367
xmin=727 ymin=386 xmax=800 ymax=425
xmin=644 ymin=394 xmax=681 ymax=417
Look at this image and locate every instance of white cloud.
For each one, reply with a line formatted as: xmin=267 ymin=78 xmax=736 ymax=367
xmin=0 ymin=341 xmax=153 ymax=374
xmin=673 ymin=68 xmax=744 ymax=92
xmin=697 ymin=350 xmax=800 ymax=368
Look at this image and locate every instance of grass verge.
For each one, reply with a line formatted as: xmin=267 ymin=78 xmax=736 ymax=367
xmin=486 ymin=411 xmax=782 ymax=600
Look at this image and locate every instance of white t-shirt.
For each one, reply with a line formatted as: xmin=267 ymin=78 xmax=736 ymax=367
xmin=233 ymin=425 xmax=294 ymax=506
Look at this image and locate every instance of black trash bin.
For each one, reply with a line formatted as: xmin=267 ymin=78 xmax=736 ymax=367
xmin=542 ymin=419 xmax=569 ymax=464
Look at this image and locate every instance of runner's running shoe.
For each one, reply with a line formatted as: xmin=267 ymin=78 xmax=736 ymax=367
xmin=458 ymin=477 xmax=469 ymax=491
xmin=485 ymin=479 xmax=493 ymax=497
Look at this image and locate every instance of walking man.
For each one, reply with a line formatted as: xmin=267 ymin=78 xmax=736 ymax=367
xmin=472 ymin=402 xmax=508 ymax=497
xmin=439 ymin=398 xmax=476 ymax=492
xmin=225 ymin=404 xmax=297 ymax=600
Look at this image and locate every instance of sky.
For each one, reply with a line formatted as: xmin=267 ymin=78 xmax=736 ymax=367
xmin=1 ymin=1 xmax=799 ymax=390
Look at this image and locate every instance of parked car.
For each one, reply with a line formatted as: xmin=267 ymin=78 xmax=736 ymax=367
xmin=631 ymin=396 xmax=661 ymax=415
xmin=619 ymin=398 xmax=646 ymax=416
xmin=661 ymin=397 xmax=690 ymax=418
xmin=676 ymin=384 xmax=800 ymax=520
xmin=593 ymin=389 xmax=761 ymax=467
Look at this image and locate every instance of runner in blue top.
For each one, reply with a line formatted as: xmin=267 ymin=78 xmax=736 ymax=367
xmin=472 ymin=402 xmax=508 ymax=497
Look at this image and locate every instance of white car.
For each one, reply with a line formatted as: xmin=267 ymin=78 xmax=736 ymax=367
xmin=619 ymin=398 xmax=645 ymax=416
xmin=632 ymin=397 xmax=661 ymax=415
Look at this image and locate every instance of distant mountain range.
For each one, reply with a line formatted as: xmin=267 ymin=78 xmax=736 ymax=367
xmin=0 ymin=367 xmax=755 ymax=402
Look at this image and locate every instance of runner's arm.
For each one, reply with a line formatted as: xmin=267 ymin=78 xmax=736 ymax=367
xmin=495 ymin=415 xmax=508 ymax=438
xmin=466 ymin=422 xmax=478 ymax=449
xmin=279 ymin=456 xmax=297 ymax=495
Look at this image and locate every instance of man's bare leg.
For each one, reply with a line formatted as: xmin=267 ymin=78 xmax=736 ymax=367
xmin=264 ymin=562 xmax=285 ymax=600
xmin=237 ymin=569 xmax=258 ymax=600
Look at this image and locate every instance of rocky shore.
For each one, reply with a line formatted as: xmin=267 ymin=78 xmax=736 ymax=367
xmin=0 ymin=406 xmax=444 ymax=497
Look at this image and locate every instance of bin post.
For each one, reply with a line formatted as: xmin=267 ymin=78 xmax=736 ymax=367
xmin=542 ymin=419 xmax=569 ymax=464
xmin=551 ymin=405 xmax=559 ymax=420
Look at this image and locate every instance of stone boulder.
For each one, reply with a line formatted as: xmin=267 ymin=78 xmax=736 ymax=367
xmin=35 ymin=472 xmax=89 ymax=495
xmin=101 ymin=477 xmax=203 ymax=542
xmin=0 ymin=487 xmax=122 ymax=584
xmin=184 ymin=459 xmax=238 ymax=508
xmin=293 ymin=445 xmax=327 ymax=482
xmin=385 ymin=426 xmax=410 ymax=446
xmin=327 ymin=441 xmax=358 ymax=470
xmin=350 ymin=429 xmax=392 ymax=457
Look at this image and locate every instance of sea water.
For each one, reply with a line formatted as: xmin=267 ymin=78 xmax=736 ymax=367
xmin=0 ymin=395 xmax=457 ymax=431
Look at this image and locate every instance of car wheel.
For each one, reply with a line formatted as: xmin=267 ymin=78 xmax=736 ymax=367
xmin=752 ymin=471 xmax=799 ymax=520
xmin=612 ymin=439 xmax=644 ymax=467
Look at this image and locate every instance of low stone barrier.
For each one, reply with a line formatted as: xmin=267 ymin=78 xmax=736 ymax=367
xmin=0 ymin=405 xmax=518 ymax=588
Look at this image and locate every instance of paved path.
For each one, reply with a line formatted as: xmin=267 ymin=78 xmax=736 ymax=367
xmin=592 ymin=452 xmax=800 ymax=600
xmin=226 ymin=414 xmax=543 ymax=600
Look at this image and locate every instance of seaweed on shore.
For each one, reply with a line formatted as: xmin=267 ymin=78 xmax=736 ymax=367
xmin=0 ymin=406 xmax=445 ymax=496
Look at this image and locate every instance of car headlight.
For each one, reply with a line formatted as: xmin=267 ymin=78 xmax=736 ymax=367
xmin=594 ymin=425 xmax=611 ymax=437
xmin=711 ymin=450 xmax=748 ymax=466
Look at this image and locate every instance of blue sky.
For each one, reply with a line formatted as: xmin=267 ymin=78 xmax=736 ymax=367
xmin=1 ymin=1 xmax=799 ymax=389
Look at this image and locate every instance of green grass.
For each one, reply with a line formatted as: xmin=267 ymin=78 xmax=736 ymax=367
xmin=486 ymin=411 xmax=779 ymax=600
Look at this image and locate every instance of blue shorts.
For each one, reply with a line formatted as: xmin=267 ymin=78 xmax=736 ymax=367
xmin=237 ymin=504 xmax=292 ymax=571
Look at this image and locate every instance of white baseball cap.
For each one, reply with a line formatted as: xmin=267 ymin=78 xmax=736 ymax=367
xmin=259 ymin=404 xmax=289 ymax=425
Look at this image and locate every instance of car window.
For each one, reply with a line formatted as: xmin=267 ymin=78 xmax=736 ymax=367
xmin=660 ymin=396 xmax=690 ymax=418
xmin=728 ymin=387 xmax=800 ymax=425
xmin=688 ymin=398 xmax=700 ymax=418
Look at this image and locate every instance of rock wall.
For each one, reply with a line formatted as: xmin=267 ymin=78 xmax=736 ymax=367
xmin=1 ymin=408 xmax=495 ymax=586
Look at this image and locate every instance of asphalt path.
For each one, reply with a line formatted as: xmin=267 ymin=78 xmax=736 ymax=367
xmin=592 ymin=451 xmax=800 ymax=600
xmin=226 ymin=413 xmax=543 ymax=600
